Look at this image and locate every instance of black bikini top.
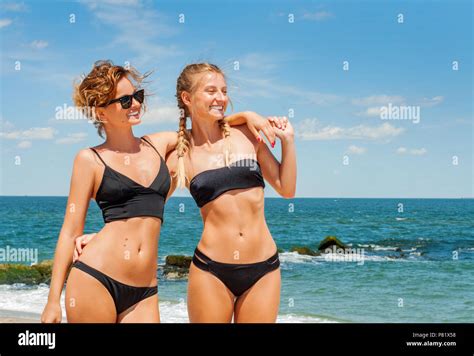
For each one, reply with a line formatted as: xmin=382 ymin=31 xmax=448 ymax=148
xmin=90 ymin=137 xmax=171 ymax=223
xmin=189 ymin=158 xmax=265 ymax=208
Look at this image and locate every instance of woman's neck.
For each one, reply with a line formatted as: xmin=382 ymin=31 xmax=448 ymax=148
xmin=190 ymin=116 xmax=224 ymax=148
xmin=103 ymin=127 xmax=139 ymax=152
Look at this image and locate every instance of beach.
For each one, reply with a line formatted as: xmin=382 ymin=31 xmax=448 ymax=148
xmin=0 ymin=309 xmax=40 ymax=323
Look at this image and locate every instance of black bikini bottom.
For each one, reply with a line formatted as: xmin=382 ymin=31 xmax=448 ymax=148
xmin=192 ymin=248 xmax=280 ymax=297
xmin=71 ymin=260 xmax=157 ymax=314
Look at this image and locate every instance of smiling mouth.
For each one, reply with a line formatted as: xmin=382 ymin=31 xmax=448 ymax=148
xmin=209 ymin=105 xmax=223 ymax=112
xmin=127 ymin=110 xmax=140 ymax=118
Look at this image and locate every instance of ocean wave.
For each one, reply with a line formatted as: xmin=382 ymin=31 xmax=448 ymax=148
xmin=0 ymin=285 xmax=331 ymax=324
xmin=357 ymin=244 xmax=421 ymax=254
xmin=322 ymin=254 xmax=403 ymax=262
xmin=160 ymin=300 xmax=334 ymax=323
xmin=373 ymin=246 xmax=400 ymax=251
xmin=0 ymin=284 xmax=66 ymax=321
xmin=159 ymin=300 xmax=190 ymax=323
xmin=277 ymin=313 xmax=338 ymax=323
xmin=0 ymin=285 xmax=191 ymax=323
xmin=395 ymin=217 xmax=408 ymax=221
xmin=279 ymin=250 xmax=413 ymax=264
xmin=317 ymin=253 xmax=406 ymax=262
xmin=358 ymin=244 xmax=400 ymax=251
xmin=279 ymin=252 xmax=320 ymax=264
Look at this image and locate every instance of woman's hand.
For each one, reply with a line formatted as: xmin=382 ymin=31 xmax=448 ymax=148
xmin=72 ymin=233 xmax=97 ymax=263
xmin=225 ymin=111 xmax=290 ymax=146
xmin=256 ymin=116 xmax=296 ymax=198
xmin=268 ymin=116 xmax=294 ymax=142
xmin=41 ymin=301 xmax=62 ymax=323
xmin=241 ymin=111 xmax=278 ymax=146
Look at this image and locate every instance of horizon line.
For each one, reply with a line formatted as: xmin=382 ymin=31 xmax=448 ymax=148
xmin=0 ymin=195 xmax=472 ymax=200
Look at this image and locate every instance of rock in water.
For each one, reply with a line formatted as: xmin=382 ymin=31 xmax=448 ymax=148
xmin=0 ymin=260 xmax=54 ymax=284
xmin=165 ymin=255 xmax=192 ymax=268
xmin=163 ymin=255 xmax=192 ymax=280
xmin=289 ymin=246 xmax=318 ymax=256
xmin=317 ymin=236 xmax=347 ymax=251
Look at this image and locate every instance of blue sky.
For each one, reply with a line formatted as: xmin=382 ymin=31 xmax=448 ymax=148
xmin=0 ymin=0 xmax=472 ymax=198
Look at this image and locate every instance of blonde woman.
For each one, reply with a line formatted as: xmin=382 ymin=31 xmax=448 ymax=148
xmin=167 ymin=63 xmax=296 ymax=323
xmin=41 ymin=60 xmax=277 ymax=323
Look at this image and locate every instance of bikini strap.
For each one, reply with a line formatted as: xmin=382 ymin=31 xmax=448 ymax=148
xmin=90 ymin=148 xmax=107 ymax=167
xmin=192 ymin=249 xmax=211 ymax=271
xmin=141 ymin=136 xmax=163 ymax=160
xmin=193 ymin=248 xmax=213 ymax=264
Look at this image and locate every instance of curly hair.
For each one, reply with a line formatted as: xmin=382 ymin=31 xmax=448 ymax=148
xmin=73 ymin=60 xmax=148 ymax=137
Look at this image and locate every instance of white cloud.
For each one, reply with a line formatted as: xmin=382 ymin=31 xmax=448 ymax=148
xmin=237 ymin=53 xmax=279 ymax=71
xmin=141 ymin=104 xmax=180 ymax=125
xmin=17 ymin=140 xmax=32 ymax=149
xmin=417 ymin=96 xmax=444 ymax=107
xmin=2 ymin=43 xmax=55 ymax=65
xmin=30 ymin=40 xmax=48 ymax=49
xmin=302 ymin=11 xmax=334 ymax=21
xmin=357 ymin=107 xmax=383 ymax=117
xmin=55 ymin=132 xmax=88 ymax=144
xmin=347 ymin=145 xmax=366 ymax=154
xmin=295 ymin=119 xmax=404 ymax=141
xmin=454 ymin=118 xmax=472 ymax=125
xmin=1 ymin=120 xmax=15 ymax=131
xmin=411 ymin=148 xmax=427 ymax=155
xmin=80 ymin=0 xmax=180 ymax=67
xmin=354 ymin=95 xmax=443 ymax=117
xmin=0 ymin=19 xmax=13 ymax=28
xmin=0 ymin=120 xmax=56 ymax=148
xmin=352 ymin=95 xmax=405 ymax=107
xmin=0 ymin=127 xmax=56 ymax=140
xmin=1 ymin=3 xmax=28 ymax=12
xmin=396 ymin=147 xmax=427 ymax=155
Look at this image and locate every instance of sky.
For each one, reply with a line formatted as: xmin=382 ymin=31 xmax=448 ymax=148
xmin=0 ymin=0 xmax=472 ymax=198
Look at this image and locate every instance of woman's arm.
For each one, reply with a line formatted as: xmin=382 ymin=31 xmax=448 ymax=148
xmin=257 ymin=117 xmax=296 ymax=198
xmin=165 ymin=149 xmax=180 ymax=198
xmin=41 ymin=149 xmax=96 ymax=323
xmin=145 ymin=131 xmax=179 ymax=155
xmin=224 ymin=111 xmax=277 ymax=146
xmin=146 ymin=112 xmax=278 ymax=155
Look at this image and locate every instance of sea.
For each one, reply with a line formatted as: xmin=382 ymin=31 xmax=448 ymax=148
xmin=0 ymin=196 xmax=473 ymax=323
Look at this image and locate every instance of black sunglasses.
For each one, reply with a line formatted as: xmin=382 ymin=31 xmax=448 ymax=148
xmin=103 ymin=89 xmax=145 ymax=109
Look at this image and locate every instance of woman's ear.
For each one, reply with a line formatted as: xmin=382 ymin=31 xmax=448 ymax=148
xmin=181 ymin=91 xmax=191 ymax=106
xmin=95 ymin=107 xmax=107 ymax=122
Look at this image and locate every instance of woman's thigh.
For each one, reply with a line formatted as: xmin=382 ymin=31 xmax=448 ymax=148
xmin=65 ymin=267 xmax=117 ymax=323
xmin=187 ymin=263 xmax=235 ymax=323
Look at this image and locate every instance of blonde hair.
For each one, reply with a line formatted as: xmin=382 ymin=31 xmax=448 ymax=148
xmin=175 ymin=63 xmax=231 ymax=188
xmin=73 ymin=60 xmax=148 ymax=137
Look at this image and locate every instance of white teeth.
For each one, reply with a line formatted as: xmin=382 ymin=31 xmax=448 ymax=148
xmin=210 ymin=106 xmax=223 ymax=110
